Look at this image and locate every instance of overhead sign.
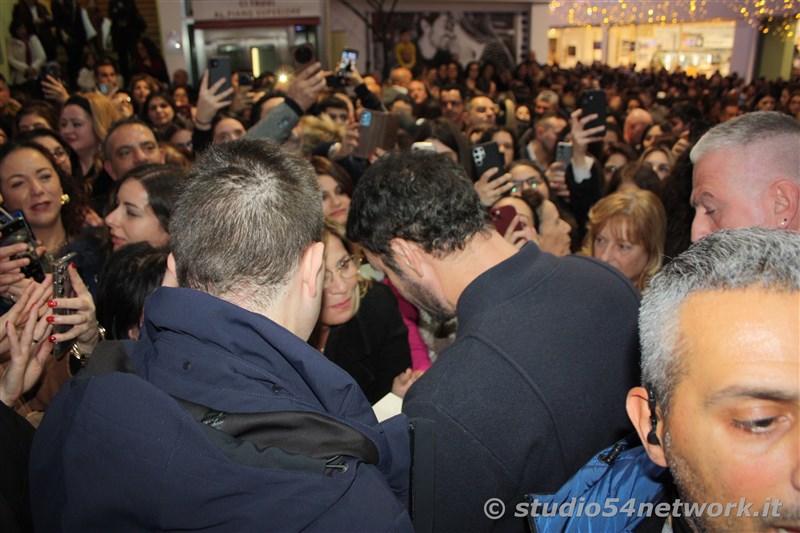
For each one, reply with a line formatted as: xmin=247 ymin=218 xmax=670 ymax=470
xmin=191 ymin=0 xmax=321 ymax=22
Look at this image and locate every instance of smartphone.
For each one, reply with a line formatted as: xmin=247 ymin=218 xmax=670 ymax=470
xmin=237 ymin=71 xmax=254 ymax=90
xmin=207 ymin=56 xmax=232 ymax=96
xmin=291 ymin=43 xmax=316 ymax=71
xmin=52 ymin=251 xmax=77 ymax=359
xmin=579 ymin=89 xmax=606 ymax=135
xmin=471 ymin=141 xmax=505 ymax=182
xmin=556 ymin=142 xmax=573 ymax=165
xmin=411 ymin=141 xmax=437 ymax=153
xmin=337 ymin=48 xmax=358 ymax=77
xmin=490 ymin=205 xmax=523 ymax=238
xmin=0 ymin=213 xmax=45 ymax=283
xmin=353 ymin=110 xmax=400 ymax=159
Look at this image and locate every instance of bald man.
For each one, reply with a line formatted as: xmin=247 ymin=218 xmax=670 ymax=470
xmin=623 ymin=108 xmax=653 ymax=150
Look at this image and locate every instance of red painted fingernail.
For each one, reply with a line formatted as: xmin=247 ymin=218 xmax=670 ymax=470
xmin=46 ymin=316 xmax=55 ymax=323
xmin=48 ymin=300 xmax=57 ymax=308
xmin=49 ymin=335 xmax=57 ymax=343
xmin=69 ymin=262 xmax=76 ymax=269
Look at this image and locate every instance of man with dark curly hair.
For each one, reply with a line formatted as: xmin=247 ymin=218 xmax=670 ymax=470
xmin=347 ymin=151 xmax=641 ymax=532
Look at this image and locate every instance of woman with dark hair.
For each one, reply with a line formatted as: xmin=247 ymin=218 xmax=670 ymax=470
xmin=478 ymin=126 xmax=518 ymax=167
xmin=476 ymin=61 xmax=498 ymax=99
xmin=15 ymin=101 xmax=59 ymax=134
xmin=602 ymin=142 xmax=638 ymax=190
xmin=491 ymin=188 xmax=572 ymax=256
xmin=464 ymin=61 xmax=481 ymax=96
xmin=16 ymin=128 xmax=80 ymax=181
xmin=7 ymin=18 xmax=46 ymax=96
xmin=104 ymin=163 xmax=183 ymax=251
xmin=141 ymin=92 xmax=190 ymax=140
xmin=0 ymin=140 xmax=104 ymax=295
xmin=311 ymin=156 xmax=353 ymax=227
xmin=413 ymin=118 xmax=472 ymax=178
xmin=309 ymin=222 xmax=414 ymax=404
xmin=96 ymin=242 xmax=167 ymax=340
xmin=133 ymin=36 xmax=169 ymax=85
xmin=606 ymin=161 xmax=663 ymax=197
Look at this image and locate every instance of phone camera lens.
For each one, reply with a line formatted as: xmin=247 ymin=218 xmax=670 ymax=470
xmin=294 ymin=46 xmax=312 ymax=64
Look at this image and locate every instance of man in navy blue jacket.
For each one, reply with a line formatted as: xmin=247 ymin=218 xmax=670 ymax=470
xmin=347 ymin=152 xmax=641 ymax=532
xmin=29 ymin=140 xmax=413 ymax=531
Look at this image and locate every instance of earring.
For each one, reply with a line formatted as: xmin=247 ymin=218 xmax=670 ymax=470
xmin=60 ymin=194 xmax=70 ymax=206
xmin=781 ymin=219 xmax=788 ymax=227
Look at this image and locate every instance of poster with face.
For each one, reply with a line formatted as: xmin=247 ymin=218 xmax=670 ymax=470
xmin=387 ymin=12 xmax=518 ymax=72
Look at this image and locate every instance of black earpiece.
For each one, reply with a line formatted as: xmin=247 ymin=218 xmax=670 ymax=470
xmin=646 ymin=388 xmax=661 ymax=446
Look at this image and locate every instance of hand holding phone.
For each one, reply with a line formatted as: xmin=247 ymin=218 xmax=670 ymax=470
xmin=471 ymin=141 xmax=505 ymax=182
xmin=51 ymin=252 xmax=76 ymax=358
xmin=578 ymin=89 xmax=606 ymax=136
xmin=207 ymin=57 xmax=233 ymax=100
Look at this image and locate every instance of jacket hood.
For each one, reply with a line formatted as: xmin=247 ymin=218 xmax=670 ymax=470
xmin=135 ymin=287 xmax=378 ymax=429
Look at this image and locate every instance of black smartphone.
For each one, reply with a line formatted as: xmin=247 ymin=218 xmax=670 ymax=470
xmin=0 ymin=213 xmax=45 ymax=283
xmin=471 ymin=141 xmax=505 ymax=182
xmin=291 ymin=43 xmax=316 ymax=71
xmin=337 ymin=48 xmax=358 ymax=77
xmin=208 ymin=56 xmax=232 ymax=96
xmin=52 ymin=251 xmax=77 ymax=359
xmin=579 ymin=89 xmax=607 ymax=135
xmin=556 ymin=142 xmax=573 ymax=165
xmin=237 ymin=71 xmax=254 ymax=90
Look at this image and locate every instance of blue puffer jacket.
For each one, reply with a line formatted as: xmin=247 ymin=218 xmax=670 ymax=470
xmin=30 ymin=287 xmax=414 ymax=532
xmin=526 ymin=437 xmax=669 ymax=532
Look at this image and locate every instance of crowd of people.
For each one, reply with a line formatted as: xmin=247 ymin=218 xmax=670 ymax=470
xmin=0 ymin=15 xmax=798 ymax=532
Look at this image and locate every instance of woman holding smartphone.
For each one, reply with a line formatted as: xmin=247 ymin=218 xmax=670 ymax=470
xmin=0 ymin=141 xmax=104 ymax=416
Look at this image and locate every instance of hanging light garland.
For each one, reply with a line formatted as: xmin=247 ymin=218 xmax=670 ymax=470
xmin=549 ymin=0 xmax=799 ymax=39
xmin=723 ymin=0 xmax=799 ymax=39
xmin=548 ymin=0 xmax=710 ymax=28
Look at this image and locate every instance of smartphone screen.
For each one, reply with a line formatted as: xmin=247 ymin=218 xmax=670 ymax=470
xmin=337 ymin=49 xmax=358 ymax=77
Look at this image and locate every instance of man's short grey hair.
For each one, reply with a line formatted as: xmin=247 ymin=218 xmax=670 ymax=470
xmin=169 ymin=139 xmax=322 ymax=305
xmin=639 ymin=227 xmax=800 ymax=412
xmin=535 ymin=90 xmax=559 ymax=105
xmin=690 ymin=111 xmax=800 ymax=167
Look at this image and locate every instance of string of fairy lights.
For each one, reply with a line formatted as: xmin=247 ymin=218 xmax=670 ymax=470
xmin=549 ymin=0 xmax=800 ymax=39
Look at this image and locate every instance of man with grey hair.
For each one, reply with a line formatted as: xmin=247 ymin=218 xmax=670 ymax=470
xmin=527 ymin=227 xmax=800 ymax=532
xmin=533 ymin=89 xmax=559 ymax=117
xmin=29 ymin=139 xmax=414 ymax=531
xmin=690 ymin=110 xmax=800 ymax=241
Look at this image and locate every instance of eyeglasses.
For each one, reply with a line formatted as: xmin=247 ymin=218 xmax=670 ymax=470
xmin=323 ymin=255 xmax=359 ymax=288
xmin=510 ymin=176 xmax=544 ymax=194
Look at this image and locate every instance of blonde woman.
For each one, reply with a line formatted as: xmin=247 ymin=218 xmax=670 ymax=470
xmin=59 ymin=93 xmax=121 ymax=183
xmin=583 ymin=189 xmax=666 ymax=291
